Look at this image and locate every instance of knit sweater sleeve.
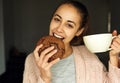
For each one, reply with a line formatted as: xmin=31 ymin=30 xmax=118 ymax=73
xmin=22 ymin=53 xmax=45 ymax=83
xmin=73 ymin=46 xmax=120 ymax=83
xmin=107 ymin=59 xmax=120 ymax=83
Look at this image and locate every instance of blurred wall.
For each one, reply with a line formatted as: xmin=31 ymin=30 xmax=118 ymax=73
xmin=0 ymin=0 xmax=6 ymax=75
xmin=82 ymin=0 xmax=109 ymax=33
xmin=111 ymin=0 xmax=120 ymax=33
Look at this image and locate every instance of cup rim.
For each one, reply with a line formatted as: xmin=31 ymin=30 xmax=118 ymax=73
xmin=83 ymin=33 xmax=112 ymax=38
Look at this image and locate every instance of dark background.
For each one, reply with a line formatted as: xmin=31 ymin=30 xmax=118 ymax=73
xmin=0 ymin=0 xmax=120 ymax=83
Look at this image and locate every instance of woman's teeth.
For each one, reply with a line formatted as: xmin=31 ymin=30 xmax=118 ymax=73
xmin=54 ymin=33 xmax=64 ymax=39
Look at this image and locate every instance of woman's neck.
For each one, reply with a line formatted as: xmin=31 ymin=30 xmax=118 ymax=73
xmin=62 ymin=44 xmax=73 ymax=59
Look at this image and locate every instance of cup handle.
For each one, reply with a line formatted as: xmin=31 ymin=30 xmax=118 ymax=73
xmin=108 ymin=48 xmax=112 ymax=51
xmin=108 ymin=36 xmax=117 ymax=51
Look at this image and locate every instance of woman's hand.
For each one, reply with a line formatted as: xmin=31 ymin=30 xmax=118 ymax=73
xmin=33 ymin=44 xmax=60 ymax=83
xmin=109 ymin=30 xmax=120 ymax=67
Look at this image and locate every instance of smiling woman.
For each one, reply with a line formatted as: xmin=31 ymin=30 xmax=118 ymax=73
xmin=49 ymin=2 xmax=89 ymax=46
xmin=23 ymin=0 xmax=120 ymax=83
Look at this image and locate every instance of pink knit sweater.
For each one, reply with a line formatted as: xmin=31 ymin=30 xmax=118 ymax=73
xmin=23 ymin=45 xmax=120 ymax=83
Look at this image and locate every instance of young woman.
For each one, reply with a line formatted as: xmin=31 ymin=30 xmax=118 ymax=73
xmin=23 ymin=0 xmax=120 ymax=83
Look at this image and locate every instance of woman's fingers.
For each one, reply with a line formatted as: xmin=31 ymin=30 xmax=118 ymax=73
xmin=42 ymin=49 xmax=57 ymax=64
xmin=40 ymin=48 xmax=58 ymax=69
xmin=110 ymin=34 xmax=120 ymax=55
xmin=47 ymin=58 xmax=60 ymax=69
xmin=33 ymin=44 xmax=43 ymax=61
xmin=39 ymin=46 xmax=55 ymax=63
xmin=112 ymin=30 xmax=118 ymax=36
xmin=34 ymin=44 xmax=59 ymax=70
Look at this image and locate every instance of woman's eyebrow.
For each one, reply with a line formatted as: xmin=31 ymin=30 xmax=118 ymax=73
xmin=54 ymin=14 xmax=76 ymax=26
xmin=54 ymin=14 xmax=62 ymax=19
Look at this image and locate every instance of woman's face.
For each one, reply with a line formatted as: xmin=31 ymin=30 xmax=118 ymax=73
xmin=49 ymin=4 xmax=83 ymax=46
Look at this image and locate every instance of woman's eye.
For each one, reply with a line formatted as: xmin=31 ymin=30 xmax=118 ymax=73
xmin=66 ymin=24 xmax=73 ymax=28
xmin=54 ymin=18 xmax=60 ymax=22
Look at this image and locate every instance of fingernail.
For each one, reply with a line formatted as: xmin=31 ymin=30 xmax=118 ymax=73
xmin=54 ymin=49 xmax=57 ymax=52
xmin=40 ymin=44 xmax=43 ymax=47
xmin=118 ymin=35 xmax=120 ymax=38
xmin=57 ymin=58 xmax=60 ymax=61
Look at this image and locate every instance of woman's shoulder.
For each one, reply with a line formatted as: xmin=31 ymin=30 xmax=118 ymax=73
xmin=72 ymin=45 xmax=91 ymax=53
xmin=25 ymin=53 xmax=34 ymax=61
xmin=23 ymin=53 xmax=41 ymax=81
xmin=72 ymin=45 xmax=100 ymax=62
xmin=24 ymin=53 xmax=35 ymax=67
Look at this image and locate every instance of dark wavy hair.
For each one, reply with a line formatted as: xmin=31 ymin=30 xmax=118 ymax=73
xmin=52 ymin=0 xmax=90 ymax=46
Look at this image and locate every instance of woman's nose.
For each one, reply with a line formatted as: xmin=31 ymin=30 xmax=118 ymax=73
xmin=56 ymin=23 xmax=63 ymax=32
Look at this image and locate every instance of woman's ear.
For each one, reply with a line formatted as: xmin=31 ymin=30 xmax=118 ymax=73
xmin=75 ymin=28 xmax=84 ymax=36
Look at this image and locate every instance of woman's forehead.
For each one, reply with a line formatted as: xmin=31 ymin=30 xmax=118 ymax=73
xmin=54 ymin=4 xmax=81 ymax=24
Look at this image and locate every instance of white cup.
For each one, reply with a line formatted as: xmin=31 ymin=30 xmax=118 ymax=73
xmin=83 ymin=33 xmax=115 ymax=53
